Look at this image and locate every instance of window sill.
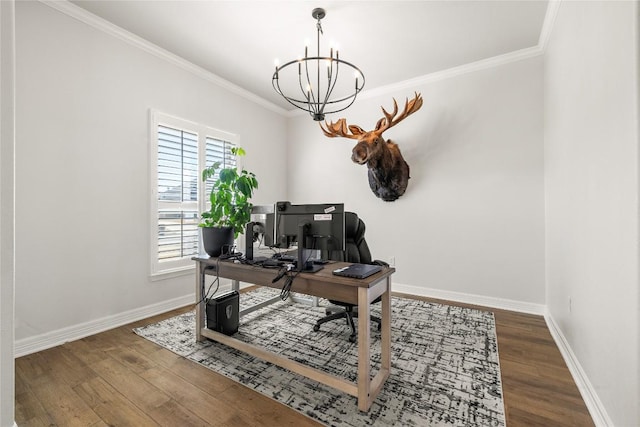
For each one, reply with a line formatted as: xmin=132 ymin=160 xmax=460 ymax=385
xmin=150 ymin=265 xmax=195 ymax=281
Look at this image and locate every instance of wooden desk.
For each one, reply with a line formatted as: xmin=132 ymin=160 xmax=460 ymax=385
xmin=193 ymin=257 xmax=394 ymax=411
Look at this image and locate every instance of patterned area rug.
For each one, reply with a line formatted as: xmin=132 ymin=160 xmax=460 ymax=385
xmin=134 ymin=287 xmax=505 ymax=427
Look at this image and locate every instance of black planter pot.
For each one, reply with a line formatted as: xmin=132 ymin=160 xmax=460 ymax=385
xmin=202 ymin=226 xmax=234 ymax=257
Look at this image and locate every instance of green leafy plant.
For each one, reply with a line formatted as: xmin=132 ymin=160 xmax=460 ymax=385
xmin=199 ymin=147 xmax=258 ymax=239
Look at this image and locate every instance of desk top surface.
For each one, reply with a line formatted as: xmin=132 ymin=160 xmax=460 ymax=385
xmin=193 ymin=256 xmax=395 ymax=289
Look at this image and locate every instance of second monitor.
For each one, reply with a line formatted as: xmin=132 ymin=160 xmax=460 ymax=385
xmin=267 ymin=201 xmax=345 ymax=272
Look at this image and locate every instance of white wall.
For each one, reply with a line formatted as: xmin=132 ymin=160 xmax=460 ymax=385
xmin=0 ymin=1 xmax=15 ymax=425
xmin=287 ymin=56 xmax=545 ymax=308
xmin=14 ymin=1 xmax=287 ymax=342
xmin=544 ymin=1 xmax=639 ymax=426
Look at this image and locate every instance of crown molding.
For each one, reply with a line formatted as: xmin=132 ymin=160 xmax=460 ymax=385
xmin=361 ymin=45 xmax=543 ymax=102
xmin=40 ymin=0 xmax=558 ymax=119
xmin=539 ymin=0 xmax=562 ymax=51
xmin=38 ymin=0 xmax=288 ymax=117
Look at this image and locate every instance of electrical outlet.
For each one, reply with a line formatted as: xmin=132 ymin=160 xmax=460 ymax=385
xmin=389 ymin=256 xmax=396 ymax=266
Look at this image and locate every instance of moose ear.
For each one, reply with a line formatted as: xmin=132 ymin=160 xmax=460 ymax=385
xmin=348 ymin=125 xmax=365 ymax=135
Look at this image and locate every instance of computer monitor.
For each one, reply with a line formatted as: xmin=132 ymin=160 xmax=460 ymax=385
xmin=269 ymin=201 xmax=345 ymax=272
xmin=244 ymin=205 xmax=275 ymax=262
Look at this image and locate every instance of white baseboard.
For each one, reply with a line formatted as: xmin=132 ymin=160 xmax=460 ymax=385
xmin=392 ymin=282 xmax=546 ymax=315
xmin=544 ymin=312 xmax=614 ymax=427
xmin=14 ymin=294 xmax=194 ymax=358
xmin=13 ymin=282 xmax=545 ymax=358
xmin=13 ymin=280 xmax=251 ymax=358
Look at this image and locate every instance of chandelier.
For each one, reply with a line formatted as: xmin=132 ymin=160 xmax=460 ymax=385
xmin=272 ymin=8 xmax=365 ymax=121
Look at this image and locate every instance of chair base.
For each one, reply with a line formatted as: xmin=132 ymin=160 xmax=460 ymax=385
xmin=313 ymin=306 xmax=381 ymax=343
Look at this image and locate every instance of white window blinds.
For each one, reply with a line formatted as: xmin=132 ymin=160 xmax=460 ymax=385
xmin=150 ymin=111 xmax=238 ymax=277
xmin=157 ymin=125 xmax=199 ymax=261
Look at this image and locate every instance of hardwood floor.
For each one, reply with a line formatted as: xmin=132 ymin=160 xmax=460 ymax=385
xmin=15 ymin=290 xmax=594 ymax=426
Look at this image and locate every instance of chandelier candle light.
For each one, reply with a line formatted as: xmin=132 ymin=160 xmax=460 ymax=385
xmin=272 ymin=8 xmax=365 ymax=121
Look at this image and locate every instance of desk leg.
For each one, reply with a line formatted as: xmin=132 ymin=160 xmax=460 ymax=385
xmin=231 ymin=279 xmax=240 ymax=292
xmin=381 ymin=276 xmax=391 ymax=379
xmin=357 ymin=286 xmax=371 ymax=412
xmin=195 ymin=261 xmax=204 ymax=342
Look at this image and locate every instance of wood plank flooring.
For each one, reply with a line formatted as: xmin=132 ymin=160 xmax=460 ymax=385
xmin=15 ymin=290 xmax=594 ymax=426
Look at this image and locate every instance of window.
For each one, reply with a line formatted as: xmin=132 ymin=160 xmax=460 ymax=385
xmin=150 ymin=111 xmax=238 ymax=277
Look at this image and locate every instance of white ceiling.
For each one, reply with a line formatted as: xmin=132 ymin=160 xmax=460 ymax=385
xmin=69 ymin=0 xmax=549 ymax=112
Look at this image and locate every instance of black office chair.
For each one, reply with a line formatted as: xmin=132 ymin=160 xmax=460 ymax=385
xmin=313 ymin=212 xmax=387 ymax=342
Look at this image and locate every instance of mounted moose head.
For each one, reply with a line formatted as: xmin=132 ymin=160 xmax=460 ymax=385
xmin=319 ymin=92 xmax=423 ymax=202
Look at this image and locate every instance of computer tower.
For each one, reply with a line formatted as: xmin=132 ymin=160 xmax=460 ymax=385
xmin=205 ymin=291 xmax=239 ymax=335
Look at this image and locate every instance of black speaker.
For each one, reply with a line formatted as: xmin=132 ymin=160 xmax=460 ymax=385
xmin=205 ymin=291 xmax=239 ymax=335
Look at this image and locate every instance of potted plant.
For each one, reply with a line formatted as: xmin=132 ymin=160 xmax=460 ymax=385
xmin=199 ymin=147 xmax=258 ymax=257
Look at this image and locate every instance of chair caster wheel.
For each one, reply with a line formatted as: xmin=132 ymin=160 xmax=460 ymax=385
xmin=349 ymin=335 xmax=357 ymax=343
xmin=313 ymin=325 xmax=320 ymax=332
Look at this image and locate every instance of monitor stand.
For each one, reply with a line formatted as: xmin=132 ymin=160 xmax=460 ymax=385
xmin=297 ymin=224 xmax=323 ymax=273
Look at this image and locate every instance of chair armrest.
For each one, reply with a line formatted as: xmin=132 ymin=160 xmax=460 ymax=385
xmin=372 ymin=259 xmax=389 ymax=267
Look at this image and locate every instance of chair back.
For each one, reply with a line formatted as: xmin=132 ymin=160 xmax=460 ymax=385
xmin=328 ymin=212 xmax=372 ymax=264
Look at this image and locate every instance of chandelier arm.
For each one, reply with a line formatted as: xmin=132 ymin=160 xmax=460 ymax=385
xmin=297 ymin=66 xmax=311 ymax=104
xmin=316 ymin=22 xmax=321 ymax=115
xmin=322 ymin=60 xmax=340 ymax=110
xmin=317 ymin=63 xmax=332 ymax=117
xmin=322 ymin=60 xmax=365 ymax=105
xmin=297 ymin=63 xmax=318 ymax=118
xmin=300 ymin=70 xmax=317 ymax=118
xmin=273 ymin=75 xmax=314 ymax=111
xmin=327 ymin=90 xmax=360 ymax=114
xmin=272 ymin=76 xmax=282 ymax=96
xmin=303 ymin=59 xmax=319 ymax=111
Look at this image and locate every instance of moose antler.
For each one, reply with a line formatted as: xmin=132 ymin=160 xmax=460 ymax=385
xmin=319 ymin=92 xmax=423 ymax=139
xmin=374 ymin=92 xmax=423 ymax=135
xmin=319 ymin=118 xmax=365 ymax=139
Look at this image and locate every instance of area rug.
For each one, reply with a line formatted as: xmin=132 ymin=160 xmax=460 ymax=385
xmin=134 ymin=287 xmax=505 ymax=427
